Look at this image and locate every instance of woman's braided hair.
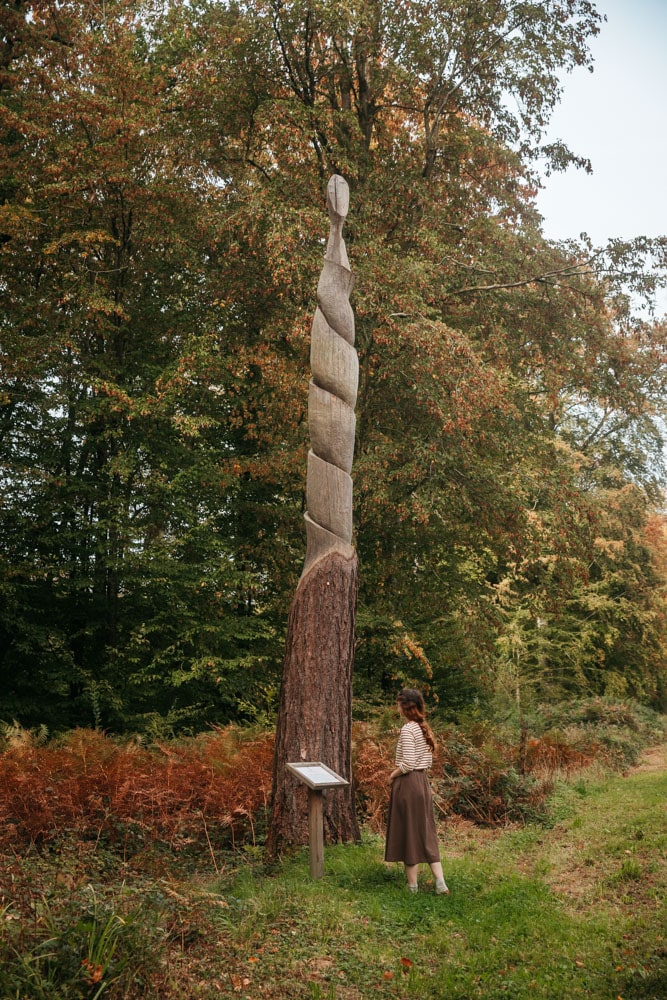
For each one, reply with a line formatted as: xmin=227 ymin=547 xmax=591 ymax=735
xmin=397 ymin=688 xmax=435 ymax=751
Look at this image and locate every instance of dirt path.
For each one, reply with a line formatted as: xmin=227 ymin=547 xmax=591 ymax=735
xmin=629 ymin=741 xmax=667 ymax=774
xmin=532 ymin=741 xmax=667 ymax=905
xmin=443 ymin=741 xmax=667 ymax=864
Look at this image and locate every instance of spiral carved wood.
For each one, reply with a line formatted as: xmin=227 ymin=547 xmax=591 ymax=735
xmin=267 ymin=175 xmax=360 ymax=851
xmin=302 ymin=175 xmax=357 ymax=579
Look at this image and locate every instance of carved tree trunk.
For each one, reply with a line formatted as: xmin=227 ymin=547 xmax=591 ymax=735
xmin=267 ymin=176 xmax=361 ymax=852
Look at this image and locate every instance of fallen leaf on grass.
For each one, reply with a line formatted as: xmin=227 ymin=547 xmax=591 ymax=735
xmin=383 ymin=971 xmax=395 ymax=980
xmin=81 ymin=960 xmax=103 ymax=984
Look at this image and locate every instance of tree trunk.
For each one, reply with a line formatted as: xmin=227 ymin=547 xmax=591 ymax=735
xmin=267 ymin=549 xmax=360 ymax=852
xmin=268 ymin=175 xmax=361 ymax=852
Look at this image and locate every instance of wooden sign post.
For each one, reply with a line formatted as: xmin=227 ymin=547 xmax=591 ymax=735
xmin=285 ymin=762 xmax=349 ymax=878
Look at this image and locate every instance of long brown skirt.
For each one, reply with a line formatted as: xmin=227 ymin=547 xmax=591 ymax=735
xmin=385 ymin=770 xmax=440 ymax=865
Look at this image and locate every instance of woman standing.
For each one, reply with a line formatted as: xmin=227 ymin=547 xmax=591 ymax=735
xmin=385 ymin=689 xmax=449 ymax=894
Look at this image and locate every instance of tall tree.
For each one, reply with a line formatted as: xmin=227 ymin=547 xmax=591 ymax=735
xmin=0 ymin=0 xmax=274 ymax=731
xmin=197 ymin=0 xmax=667 ymax=711
xmin=268 ymin=175 xmax=360 ymax=851
xmin=2 ymin=0 xmax=667 ymax=736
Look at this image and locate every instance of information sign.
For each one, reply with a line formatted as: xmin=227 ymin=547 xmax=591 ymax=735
xmin=285 ymin=761 xmax=349 ymax=877
xmin=286 ymin=761 xmax=349 ymax=789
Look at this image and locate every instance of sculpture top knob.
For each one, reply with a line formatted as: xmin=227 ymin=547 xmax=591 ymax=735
xmin=327 ymin=174 xmax=349 ymax=220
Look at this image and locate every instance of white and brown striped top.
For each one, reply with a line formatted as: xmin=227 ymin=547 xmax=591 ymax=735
xmin=395 ymin=721 xmax=433 ymax=773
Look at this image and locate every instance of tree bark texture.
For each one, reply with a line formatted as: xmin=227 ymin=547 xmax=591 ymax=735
xmin=268 ymin=176 xmax=361 ymax=852
xmin=267 ymin=550 xmax=360 ymax=852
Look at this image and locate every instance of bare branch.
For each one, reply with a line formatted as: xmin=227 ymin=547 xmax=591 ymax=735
xmin=445 ymin=259 xmax=603 ymax=298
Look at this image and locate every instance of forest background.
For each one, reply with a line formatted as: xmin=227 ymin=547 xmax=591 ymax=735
xmin=2 ymin=0 xmax=667 ymax=738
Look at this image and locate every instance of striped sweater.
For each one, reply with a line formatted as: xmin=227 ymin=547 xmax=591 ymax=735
xmin=395 ymin=720 xmax=433 ymax=773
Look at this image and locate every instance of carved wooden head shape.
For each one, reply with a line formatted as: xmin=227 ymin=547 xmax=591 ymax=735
xmin=327 ymin=175 xmax=349 ymax=222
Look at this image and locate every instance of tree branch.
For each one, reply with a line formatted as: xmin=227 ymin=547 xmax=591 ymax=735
xmin=445 ymin=259 xmax=604 ymax=298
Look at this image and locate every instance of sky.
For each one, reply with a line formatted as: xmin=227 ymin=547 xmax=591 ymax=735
xmin=536 ymin=0 xmax=667 ymax=249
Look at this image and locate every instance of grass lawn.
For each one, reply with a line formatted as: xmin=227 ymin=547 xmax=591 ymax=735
xmin=1 ymin=748 xmax=665 ymax=999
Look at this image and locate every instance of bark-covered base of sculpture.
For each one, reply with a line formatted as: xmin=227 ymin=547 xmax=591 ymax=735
xmin=267 ymin=550 xmax=361 ymax=854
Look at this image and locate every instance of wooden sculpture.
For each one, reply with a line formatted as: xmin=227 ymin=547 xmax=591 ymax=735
xmin=268 ymin=176 xmax=360 ymax=850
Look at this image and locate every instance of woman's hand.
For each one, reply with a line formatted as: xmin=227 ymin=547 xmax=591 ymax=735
xmin=388 ymin=767 xmax=401 ymax=784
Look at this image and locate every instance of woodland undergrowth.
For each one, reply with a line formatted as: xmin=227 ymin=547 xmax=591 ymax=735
xmin=0 ymin=699 xmax=664 ymax=999
xmin=0 ymin=698 xmax=663 ymax=851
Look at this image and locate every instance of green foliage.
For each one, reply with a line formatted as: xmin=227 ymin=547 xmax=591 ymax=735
xmin=0 ymin=0 xmax=283 ymax=732
xmin=0 ymin=879 xmax=166 ymax=1000
xmin=534 ymin=696 xmax=664 ymax=733
xmin=529 ymin=696 xmax=667 ymax=769
xmin=438 ymin=733 xmax=551 ymax=826
xmin=1 ymin=0 xmax=667 ymax=731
